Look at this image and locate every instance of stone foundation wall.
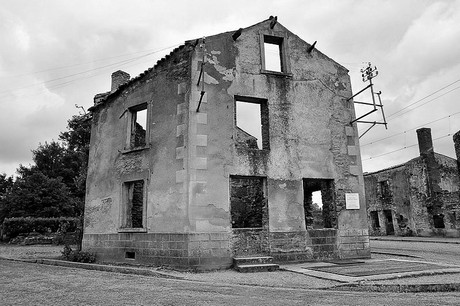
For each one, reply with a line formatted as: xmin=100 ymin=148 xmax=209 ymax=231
xmin=231 ymin=228 xmax=270 ymax=256
xmin=83 ymin=229 xmax=369 ymax=270
xmin=270 ymin=231 xmax=312 ymax=262
xmin=338 ymin=229 xmax=370 ymax=258
xmin=82 ymin=232 xmax=232 ymax=271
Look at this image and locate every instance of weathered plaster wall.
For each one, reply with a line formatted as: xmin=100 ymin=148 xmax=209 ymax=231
xmin=186 ymin=20 xmax=369 ymax=260
xmin=84 ymin=19 xmax=371 ymax=267
xmin=84 ymin=46 xmax=192 ymax=236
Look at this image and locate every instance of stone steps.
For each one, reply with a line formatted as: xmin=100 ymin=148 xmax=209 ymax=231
xmin=233 ymin=256 xmax=279 ymax=273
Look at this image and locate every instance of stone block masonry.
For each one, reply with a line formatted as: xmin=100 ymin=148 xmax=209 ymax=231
xmin=365 ymin=128 xmax=460 ymax=237
xmin=83 ymin=232 xmax=232 ymax=271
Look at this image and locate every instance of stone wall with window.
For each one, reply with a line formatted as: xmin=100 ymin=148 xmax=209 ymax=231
xmin=364 ymin=128 xmax=460 ymax=237
xmin=83 ymin=17 xmax=370 ymax=269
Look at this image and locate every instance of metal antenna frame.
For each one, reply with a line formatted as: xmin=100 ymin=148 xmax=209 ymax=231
xmin=348 ymin=62 xmax=387 ymax=138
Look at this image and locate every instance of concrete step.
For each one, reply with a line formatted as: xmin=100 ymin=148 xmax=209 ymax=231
xmin=233 ymin=256 xmax=279 ymax=272
xmin=235 ymin=263 xmax=279 ymax=273
xmin=233 ymin=256 xmax=274 ymax=265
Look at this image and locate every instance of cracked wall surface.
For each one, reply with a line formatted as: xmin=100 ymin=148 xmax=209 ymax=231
xmin=83 ymin=19 xmax=370 ymax=269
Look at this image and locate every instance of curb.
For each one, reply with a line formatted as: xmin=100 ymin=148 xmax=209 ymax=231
xmin=370 ymin=237 xmax=460 ymax=244
xmin=328 ymin=282 xmax=460 ymax=293
xmin=370 ymin=251 xmax=421 ymax=258
xmin=0 ymin=257 xmax=183 ymax=280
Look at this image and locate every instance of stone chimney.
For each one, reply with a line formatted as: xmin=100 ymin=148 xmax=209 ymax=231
xmin=111 ymin=70 xmax=130 ymax=93
xmin=454 ymin=131 xmax=460 ymax=162
xmin=416 ymin=128 xmax=434 ymax=156
xmin=454 ymin=131 xmax=460 ymax=176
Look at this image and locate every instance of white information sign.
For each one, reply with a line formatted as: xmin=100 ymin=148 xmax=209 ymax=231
xmin=345 ymin=193 xmax=360 ymax=210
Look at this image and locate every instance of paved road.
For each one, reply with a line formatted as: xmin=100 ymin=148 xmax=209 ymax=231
xmin=370 ymin=239 xmax=460 ymax=265
xmin=2 ymin=259 xmax=460 ymax=305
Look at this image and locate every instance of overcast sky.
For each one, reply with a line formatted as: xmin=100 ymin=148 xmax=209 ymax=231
xmin=1 ymin=0 xmax=460 ymax=177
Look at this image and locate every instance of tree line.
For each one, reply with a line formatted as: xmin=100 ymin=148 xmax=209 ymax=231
xmin=0 ymin=113 xmax=91 ymax=224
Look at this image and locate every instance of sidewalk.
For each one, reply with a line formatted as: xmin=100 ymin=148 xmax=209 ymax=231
xmin=281 ymin=258 xmax=460 ymax=292
xmin=370 ymin=235 xmax=460 ymax=244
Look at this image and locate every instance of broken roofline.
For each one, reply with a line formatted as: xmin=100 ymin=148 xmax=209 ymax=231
xmin=89 ymin=16 xmax=346 ymax=111
xmin=364 ymin=152 xmax=457 ymax=176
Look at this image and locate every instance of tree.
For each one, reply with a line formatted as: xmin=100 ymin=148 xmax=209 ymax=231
xmin=0 ymin=173 xmax=14 ymax=223
xmin=3 ymin=172 xmax=76 ymax=218
xmin=1 ymin=113 xmax=91 ymax=221
xmin=59 ymin=113 xmax=91 ymax=204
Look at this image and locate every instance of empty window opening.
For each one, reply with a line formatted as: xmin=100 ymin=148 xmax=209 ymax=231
xmin=230 ymin=176 xmax=266 ymax=228
xmin=125 ymin=251 xmax=136 ymax=259
xmin=235 ymin=96 xmax=269 ymax=150
xmin=433 ymin=214 xmax=445 ymax=228
xmin=122 ymin=180 xmax=144 ymax=228
xmin=303 ymin=179 xmax=336 ymax=229
xmin=397 ymin=214 xmax=412 ymax=236
xmin=128 ymin=104 xmax=147 ymax=148
xmin=263 ymin=35 xmax=284 ymax=72
xmin=383 ymin=210 xmax=394 ymax=235
xmin=370 ymin=211 xmax=380 ymax=230
xmin=379 ymin=180 xmax=390 ymax=198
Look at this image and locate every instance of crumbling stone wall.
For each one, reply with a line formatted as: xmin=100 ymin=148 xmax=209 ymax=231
xmin=364 ymin=152 xmax=460 ymax=237
xmin=364 ymin=165 xmax=412 ymax=236
xmin=84 ymin=18 xmax=371 ymax=269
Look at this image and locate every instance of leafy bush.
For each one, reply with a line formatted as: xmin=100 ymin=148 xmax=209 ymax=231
xmin=2 ymin=217 xmax=80 ymax=239
xmin=61 ymin=245 xmax=96 ymax=263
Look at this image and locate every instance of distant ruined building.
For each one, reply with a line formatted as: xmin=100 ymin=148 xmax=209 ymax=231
xmin=365 ymin=128 xmax=460 ymax=237
xmin=82 ymin=17 xmax=370 ymax=270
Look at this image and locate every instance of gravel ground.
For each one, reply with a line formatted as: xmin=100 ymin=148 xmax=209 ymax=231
xmin=4 ymin=243 xmax=460 ymax=289
xmin=0 ymin=244 xmax=340 ymax=289
xmin=172 ymin=268 xmax=340 ymax=289
xmin=368 ymin=273 xmax=460 ymax=285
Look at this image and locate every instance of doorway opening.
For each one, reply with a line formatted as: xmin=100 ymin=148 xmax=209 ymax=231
xmin=303 ymin=179 xmax=336 ymax=229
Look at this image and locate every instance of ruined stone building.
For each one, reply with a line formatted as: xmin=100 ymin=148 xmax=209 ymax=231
xmin=364 ymin=128 xmax=460 ymax=237
xmin=82 ymin=17 xmax=370 ymax=270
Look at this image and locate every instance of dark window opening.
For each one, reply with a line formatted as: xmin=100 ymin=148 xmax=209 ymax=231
xmin=128 ymin=104 xmax=147 ymax=149
xmin=235 ymin=96 xmax=269 ymax=150
xmin=433 ymin=214 xmax=445 ymax=228
xmin=230 ymin=176 xmax=266 ymax=228
xmin=125 ymin=251 xmax=136 ymax=259
xmin=379 ymin=180 xmax=390 ymax=198
xmin=383 ymin=209 xmax=394 ymax=235
xmin=303 ymin=179 xmax=336 ymax=229
xmin=122 ymin=180 xmax=144 ymax=228
xmin=370 ymin=211 xmax=380 ymax=230
xmin=263 ymin=35 xmax=284 ymax=72
xmin=397 ymin=214 xmax=412 ymax=236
